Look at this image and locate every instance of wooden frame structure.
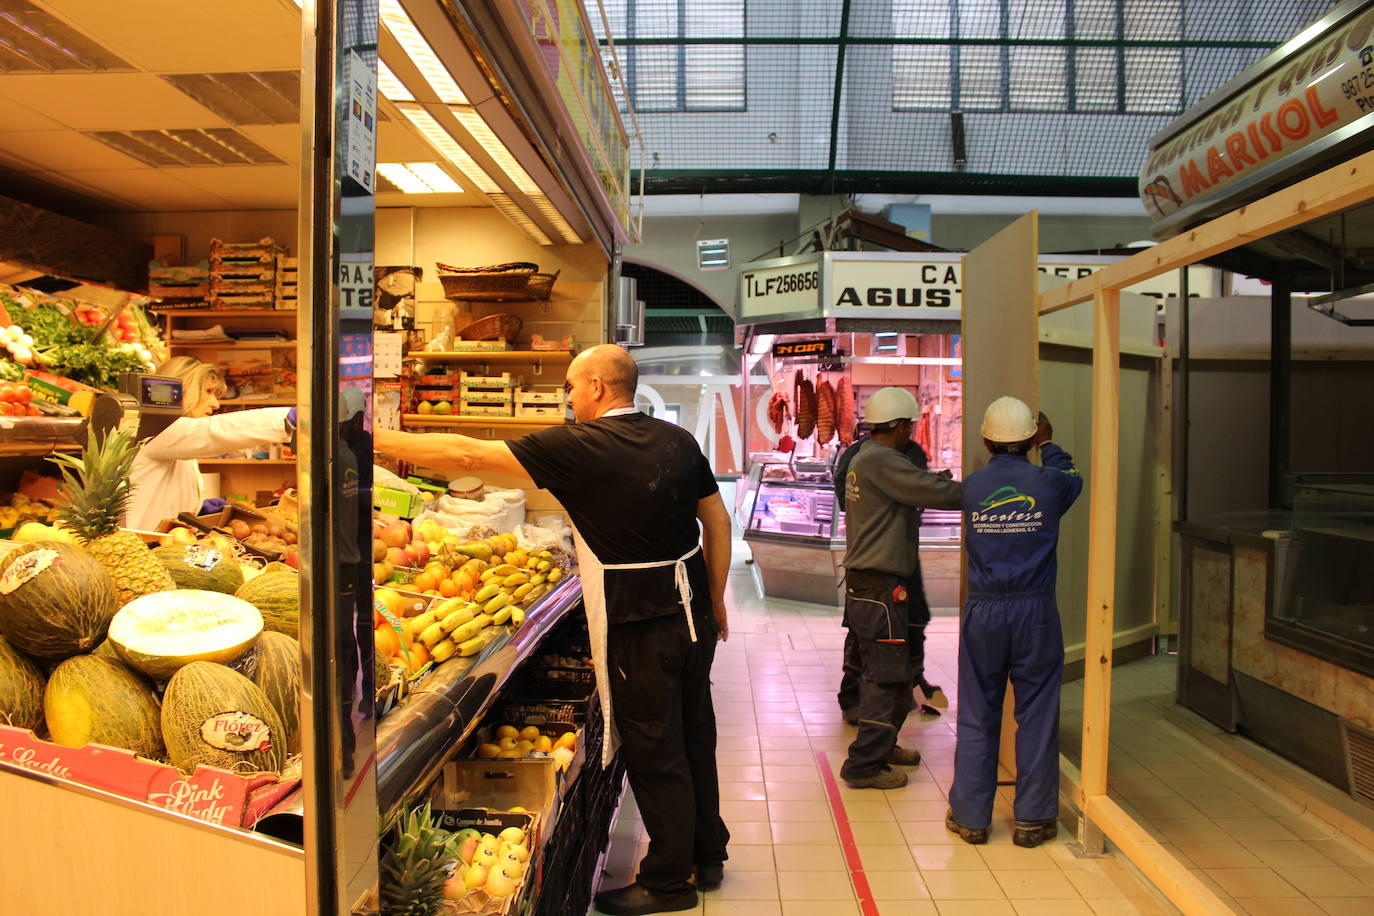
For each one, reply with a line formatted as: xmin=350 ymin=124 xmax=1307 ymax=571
xmin=1038 ymin=149 xmax=1374 ymax=915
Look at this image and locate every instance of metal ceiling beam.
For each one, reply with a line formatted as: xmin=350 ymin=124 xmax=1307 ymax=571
xmin=824 ymin=0 xmax=852 ymax=195
xmin=642 ymin=169 xmax=1139 ymax=198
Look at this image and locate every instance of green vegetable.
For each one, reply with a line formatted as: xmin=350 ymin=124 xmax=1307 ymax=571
xmin=0 ymin=359 xmax=23 ymax=381
xmin=21 ymin=302 xmax=89 ymax=348
xmin=40 ymin=343 xmax=146 ymax=390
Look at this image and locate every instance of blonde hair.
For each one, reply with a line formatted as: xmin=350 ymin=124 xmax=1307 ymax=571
xmin=157 ymin=356 xmax=227 ymax=410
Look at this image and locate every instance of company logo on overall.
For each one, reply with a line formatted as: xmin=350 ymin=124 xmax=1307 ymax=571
xmin=979 ymin=486 xmax=1036 ymax=513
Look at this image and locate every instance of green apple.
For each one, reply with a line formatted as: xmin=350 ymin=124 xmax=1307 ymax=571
xmin=434 ymin=400 xmax=452 ymax=415
xmin=498 ymin=826 xmax=526 ymax=845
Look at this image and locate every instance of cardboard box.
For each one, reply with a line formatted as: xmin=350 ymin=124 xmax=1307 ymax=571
xmin=514 ymin=404 xmax=563 ymax=419
xmin=459 ymin=388 xmax=514 ymax=405
xmin=459 ymin=403 xmax=514 ymax=418
xmin=425 ymin=808 xmax=538 ymax=916
xmin=374 ymin=486 xmax=426 ymax=519
xmin=460 ymin=372 xmax=516 ymax=388
xmin=0 ymin=724 xmax=298 ymax=830
xmin=515 ymin=387 xmax=564 ymax=405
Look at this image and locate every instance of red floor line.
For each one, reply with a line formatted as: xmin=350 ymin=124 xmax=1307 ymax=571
xmin=815 ymin=750 xmax=883 ymax=916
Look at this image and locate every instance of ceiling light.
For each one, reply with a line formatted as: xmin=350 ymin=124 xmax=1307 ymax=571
xmin=405 ymin=162 xmax=462 ymax=192
xmin=397 ymin=104 xmax=501 ymax=194
xmin=377 ymin=162 xmax=430 ymax=194
xmin=377 ymin=61 xmax=413 ymax=103
xmin=489 ymin=195 xmax=554 ymax=246
xmin=697 ymin=239 xmax=730 ymax=270
xmin=528 ymin=194 xmax=583 ymax=245
xmin=379 ymin=0 xmax=467 ymax=105
xmin=449 ymin=106 xmax=539 ymax=194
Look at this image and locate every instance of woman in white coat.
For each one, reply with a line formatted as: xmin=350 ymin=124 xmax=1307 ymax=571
xmin=126 ymin=356 xmax=295 ymax=531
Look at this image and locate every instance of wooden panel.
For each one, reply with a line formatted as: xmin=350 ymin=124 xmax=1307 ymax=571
xmin=1189 ymin=546 xmax=1232 ymax=683
xmin=0 ymin=192 xmax=150 ymax=290
xmin=0 ymin=767 xmax=306 ymax=916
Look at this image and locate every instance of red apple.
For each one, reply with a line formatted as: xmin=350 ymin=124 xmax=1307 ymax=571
xmin=385 ymin=546 xmax=409 ymax=568
xmin=406 ymin=539 xmax=430 ymax=566
xmin=380 ymin=520 xmax=411 ymax=549
xmin=285 ymin=550 xmax=301 ymax=570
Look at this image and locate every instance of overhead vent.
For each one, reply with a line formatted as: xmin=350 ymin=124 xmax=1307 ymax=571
xmin=0 ymin=1 xmax=131 ymax=72
xmin=161 ymin=72 xmax=301 ymax=125
xmin=84 ymin=128 xmax=284 ymax=168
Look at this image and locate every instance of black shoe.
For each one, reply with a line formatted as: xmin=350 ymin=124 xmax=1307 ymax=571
xmin=887 ymin=745 xmax=922 ymax=766
xmin=1013 ymin=818 xmax=1058 ymax=848
xmin=843 ymin=765 xmax=908 ymax=790
xmin=694 ymin=863 xmax=724 ymax=888
xmin=841 ymin=706 xmax=859 ymax=726
xmin=918 ymin=704 xmax=942 ymax=717
xmin=945 ymin=810 xmax=989 ymax=845
xmin=594 ymin=882 xmax=698 ymax=915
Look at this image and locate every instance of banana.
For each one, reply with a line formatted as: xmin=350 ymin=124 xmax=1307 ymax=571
xmin=491 ymin=608 xmax=511 ymax=626
xmin=475 ymin=614 xmax=494 ymax=629
xmin=530 ymin=573 xmax=547 ymax=586
xmin=431 ymin=596 xmax=467 ymax=618
xmin=536 ymin=550 xmax=553 ymax=559
xmin=488 ymin=564 xmax=520 ymax=577
xmin=430 ymin=639 xmax=457 ymax=663
xmin=511 ymin=583 xmax=533 ymax=602
xmin=406 ymin=611 xmax=437 ymax=640
xmin=440 ymin=608 xmax=474 ymax=632
xmin=484 ymin=593 xmax=511 ymax=614
xmin=449 ymin=619 xmax=483 ymax=644
xmin=522 ymin=584 xmax=549 ymax=606
xmin=473 ymin=582 xmax=502 ymax=603
xmin=547 ymin=567 xmax=562 ymax=583
xmin=457 ymin=630 xmax=495 ymax=657
xmin=479 ymin=567 xmax=498 ymax=582
xmin=509 ymin=608 xmax=526 ymax=628
xmin=502 ymin=572 xmax=530 ymax=587
xmin=418 ymin=621 xmax=447 ymax=648
xmin=535 ymin=559 xmax=552 ymax=572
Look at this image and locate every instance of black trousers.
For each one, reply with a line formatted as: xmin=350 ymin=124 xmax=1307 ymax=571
xmin=607 ymin=609 xmax=730 ymax=896
xmin=838 ymin=559 xmax=931 ymax=713
xmin=838 ymin=570 xmax=915 ymax=780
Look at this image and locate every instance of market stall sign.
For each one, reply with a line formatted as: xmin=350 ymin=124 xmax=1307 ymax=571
xmin=772 ymin=338 xmax=834 ymax=359
xmin=1038 ymin=260 xmax=1216 ymax=303
xmin=828 ymin=258 xmax=963 ymax=318
xmin=740 ymin=257 xmax=823 ymax=319
xmin=1139 ymin=5 xmax=1374 ymax=234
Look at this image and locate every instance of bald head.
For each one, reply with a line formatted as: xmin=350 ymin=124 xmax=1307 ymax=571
xmin=565 ymin=344 xmax=638 ymax=422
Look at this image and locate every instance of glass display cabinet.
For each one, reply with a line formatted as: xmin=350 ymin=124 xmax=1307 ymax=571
xmin=739 ymin=459 xmax=847 ymax=606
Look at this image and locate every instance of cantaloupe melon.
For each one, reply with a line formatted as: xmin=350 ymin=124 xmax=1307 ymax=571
xmin=0 ymin=542 xmax=118 ymax=659
xmin=0 ymin=633 xmax=44 ymax=731
xmin=235 ymin=570 xmax=299 ymax=639
xmin=162 ymin=661 xmax=286 ymax=775
xmin=152 ymin=545 xmax=244 ymax=594
xmin=44 ymin=654 xmax=164 ymax=760
xmin=247 ymin=631 xmax=301 ymax=754
xmin=107 ymin=589 xmax=263 ymax=681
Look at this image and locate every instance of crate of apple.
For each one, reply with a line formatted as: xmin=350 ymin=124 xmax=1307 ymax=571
xmin=474 ymin=724 xmax=578 ymax=770
xmin=372 ymin=517 xmax=430 ymax=584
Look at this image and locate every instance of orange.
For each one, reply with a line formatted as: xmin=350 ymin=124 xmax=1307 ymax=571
xmin=406 ymin=644 xmax=430 ymax=674
xmin=413 ymin=571 xmax=437 ymax=593
xmin=439 ymin=578 xmax=459 ymax=598
xmin=455 ymin=570 xmax=476 ymax=593
xmin=374 ymin=625 xmax=401 ymax=658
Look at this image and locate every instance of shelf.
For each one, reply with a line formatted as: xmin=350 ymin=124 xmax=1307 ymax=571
xmin=403 ymin=414 xmax=564 ymax=428
xmin=199 ymin=458 xmax=296 ymax=465
xmin=156 ymin=309 xmax=296 ymax=316
xmin=170 ymin=339 xmax=295 ymax=348
xmin=220 ymin=398 xmax=297 ymax=406
xmin=406 ymin=350 xmax=573 ymax=364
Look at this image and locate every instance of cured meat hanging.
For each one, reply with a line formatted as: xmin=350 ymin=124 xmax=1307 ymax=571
xmin=835 ymin=377 xmax=855 ymax=445
xmin=815 ymin=379 xmax=836 ymax=444
xmin=796 ymin=377 xmax=817 ymax=439
xmin=767 ymin=391 xmax=790 ymax=434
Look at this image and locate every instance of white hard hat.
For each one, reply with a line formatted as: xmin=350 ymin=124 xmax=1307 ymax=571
xmin=863 ymin=387 xmax=919 ymax=426
xmin=981 ymin=396 xmax=1037 ymax=443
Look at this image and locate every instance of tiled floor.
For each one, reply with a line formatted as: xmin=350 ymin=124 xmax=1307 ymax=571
xmin=590 ymin=545 xmax=1183 ymax=915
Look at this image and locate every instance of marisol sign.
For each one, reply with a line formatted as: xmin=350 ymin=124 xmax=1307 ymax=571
xmin=772 ymin=338 xmax=833 ymax=358
xmin=1140 ymin=6 xmax=1374 ymax=228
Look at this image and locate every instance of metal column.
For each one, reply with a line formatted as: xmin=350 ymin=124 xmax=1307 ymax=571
xmin=299 ymin=1 xmax=379 ymax=913
xmin=1268 ymin=265 xmax=1292 ymax=508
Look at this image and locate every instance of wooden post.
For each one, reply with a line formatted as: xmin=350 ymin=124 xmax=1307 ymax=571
xmin=1078 ymin=288 xmax=1120 ymax=850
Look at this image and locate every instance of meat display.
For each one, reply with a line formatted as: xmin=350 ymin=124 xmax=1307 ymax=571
xmin=767 ymin=391 xmax=790 ymax=434
xmin=835 ymin=378 xmax=855 ymax=445
xmin=816 ymin=379 xmax=836 ymax=444
xmin=796 ymin=378 xmax=817 ymax=439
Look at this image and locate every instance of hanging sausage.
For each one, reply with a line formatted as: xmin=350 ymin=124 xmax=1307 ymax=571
xmin=767 ymin=391 xmax=790 ymax=434
xmin=816 ymin=379 xmax=836 ymax=444
xmin=796 ymin=377 xmax=817 ymax=439
xmin=835 ymin=378 xmax=855 ymax=445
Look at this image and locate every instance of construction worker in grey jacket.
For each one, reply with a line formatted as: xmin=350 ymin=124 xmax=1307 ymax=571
xmin=839 ymin=387 xmax=963 ymax=790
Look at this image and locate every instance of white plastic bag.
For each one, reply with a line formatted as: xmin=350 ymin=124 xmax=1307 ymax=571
xmin=413 ymin=487 xmax=526 ymax=535
xmin=515 ymin=516 xmax=573 ymax=552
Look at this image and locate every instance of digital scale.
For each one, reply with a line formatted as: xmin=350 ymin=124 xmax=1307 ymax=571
xmin=85 ymin=373 xmax=187 ymax=443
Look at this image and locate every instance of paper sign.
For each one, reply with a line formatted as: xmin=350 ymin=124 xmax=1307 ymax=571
xmin=344 ymin=50 xmax=376 ymax=193
xmin=374 ymin=332 xmax=404 ymax=377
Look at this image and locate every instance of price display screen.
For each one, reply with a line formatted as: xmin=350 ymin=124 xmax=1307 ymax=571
xmin=140 ymin=377 xmax=183 ymax=409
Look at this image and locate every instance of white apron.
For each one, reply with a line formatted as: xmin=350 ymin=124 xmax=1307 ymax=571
xmin=571 ymin=407 xmax=703 ymax=766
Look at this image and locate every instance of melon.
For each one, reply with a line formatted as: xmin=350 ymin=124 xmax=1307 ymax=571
xmin=248 ymin=631 xmax=301 ymax=754
xmin=107 ymin=590 xmax=263 ymax=681
xmin=162 ymin=661 xmax=286 ymax=775
xmin=235 ymin=570 xmax=300 ymax=639
xmin=0 ymin=542 xmax=118 ymax=659
xmin=0 ymin=633 xmax=44 ymax=730
xmin=44 ymin=654 xmax=164 ymax=760
xmin=152 ymin=544 xmax=244 ymax=594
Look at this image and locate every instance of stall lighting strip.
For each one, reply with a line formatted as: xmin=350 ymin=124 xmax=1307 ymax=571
xmin=448 ymin=106 xmax=539 ymax=194
xmin=377 ymin=61 xmax=413 ymax=103
xmin=488 ymin=195 xmax=555 ymax=246
xmin=378 ymin=0 xmax=467 ymax=105
xmin=377 ymin=161 xmax=463 ymax=194
xmin=396 ymin=104 xmax=501 ymax=194
xmin=528 ymin=193 xmax=584 ymax=245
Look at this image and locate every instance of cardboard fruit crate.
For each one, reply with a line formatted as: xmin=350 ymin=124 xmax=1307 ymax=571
xmin=513 ymin=404 xmax=563 ymax=419
xmin=459 ymin=403 xmax=514 ymax=418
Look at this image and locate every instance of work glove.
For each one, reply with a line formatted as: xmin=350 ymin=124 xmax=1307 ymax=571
xmin=285 ymin=406 xmax=298 ymax=451
xmin=198 ymin=498 xmax=228 ymax=516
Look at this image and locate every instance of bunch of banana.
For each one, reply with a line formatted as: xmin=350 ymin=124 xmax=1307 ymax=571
xmin=439 ymin=532 xmax=518 ymax=565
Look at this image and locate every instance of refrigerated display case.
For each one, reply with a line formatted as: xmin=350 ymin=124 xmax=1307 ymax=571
xmin=738 ymin=459 xmax=847 ymax=606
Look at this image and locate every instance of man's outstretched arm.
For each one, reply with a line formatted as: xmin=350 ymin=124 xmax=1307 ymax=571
xmin=374 ymin=429 xmax=531 ymax=480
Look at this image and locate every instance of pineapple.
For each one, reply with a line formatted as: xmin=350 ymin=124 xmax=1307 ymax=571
xmin=50 ymin=428 xmax=175 ymax=606
xmin=380 ymin=803 xmax=453 ymax=916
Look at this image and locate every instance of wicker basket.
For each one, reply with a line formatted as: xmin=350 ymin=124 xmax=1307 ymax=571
xmin=457 ymin=313 xmax=523 ymax=342
xmin=525 ymin=270 xmax=560 ymax=300
xmin=436 ymin=261 xmax=538 ymax=301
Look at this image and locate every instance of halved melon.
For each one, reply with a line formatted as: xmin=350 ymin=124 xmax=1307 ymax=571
xmin=107 ymin=589 xmax=264 ymax=680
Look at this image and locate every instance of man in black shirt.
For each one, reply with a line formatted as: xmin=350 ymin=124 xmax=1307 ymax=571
xmin=376 ymin=344 xmax=731 ymax=916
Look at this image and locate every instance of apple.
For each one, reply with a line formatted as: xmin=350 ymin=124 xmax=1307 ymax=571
xmin=479 ymin=833 xmax=500 ymax=849
xmin=504 ymin=843 xmax=530 ymax=863
xmin=442 ymin=872 xmax=468 ymax=900
xmin=385 ymin=547 xmax=409 ymax=568
xmin=463 ymin=864 xmax=488 ymax=890
xmin=484 ymin=866 xmax=517 ymax=897
xmin=406 ymin=539 xmax=430 ymax=566
xmin=499 ymin=852 xmax=526 ymax=879
xmin=472 ymin=847 xmax=499 ymax=870
xmin=434 ymin=400 xmax=453 ymax=415
xmin=496 ymin=724 xmax=519 ymax=740
xmin=498 ymin=826 xmax=526 ymax=845
xmin=458 ymin=837 xmax=479 ymax=864
xmin=284 ymin=549 xmax=301 ymax=570
xmin=380 ymin=520 xmax=411 ymax=549
xmin=518 ymin=725 xmax=541 ymax=742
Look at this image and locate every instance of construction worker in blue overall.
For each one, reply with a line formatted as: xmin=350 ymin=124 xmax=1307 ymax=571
xmin=840 ymin=388 xmax=963 ymax=790
xmin=947 ymin=396 xmax=1083 ymax=846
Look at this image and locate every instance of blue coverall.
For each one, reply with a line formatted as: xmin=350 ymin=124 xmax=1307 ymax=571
xmin=948 ymin=442 xmax=1083 ymax=830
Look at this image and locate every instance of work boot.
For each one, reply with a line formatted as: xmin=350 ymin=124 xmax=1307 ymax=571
xmin=945 ymin=810 xmax=989 ymax=845
xmin=844 ymin=766 xmax=908 ymax=790
xmin=593 ymin=882 xmax=698 ymax=915
xmin=920 ymin=682 xmax=949 ymax=708
xmin=694 ymin=863 xmax=724 ymax=889
xmin=841 ymin=707 xmax=860 ymax=726
xmin=1013 ymin=818 xmax=1058 ymax=848
xmin=887 ymin=745 xmax=922 ymax=766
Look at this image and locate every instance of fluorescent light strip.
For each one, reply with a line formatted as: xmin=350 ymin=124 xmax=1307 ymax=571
xmin=529 ymin=194 xmax=583 ymax=245
xmin=406 ymin=162 xmax=462 ymax=192
xmin=377 ymin=162 xmax=431 ymax=194
xmin=398 ymin=104 xmax=501 ymax=194
xmin=489 ymin=195 xmax=554 ymax=246
xmin=449 ymin=106 xmax=540 ymax=194
xmin=377 ymin=61 xmax=414 ymax=103
xmin=379 ymin=0 xmax=467 ymax=105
